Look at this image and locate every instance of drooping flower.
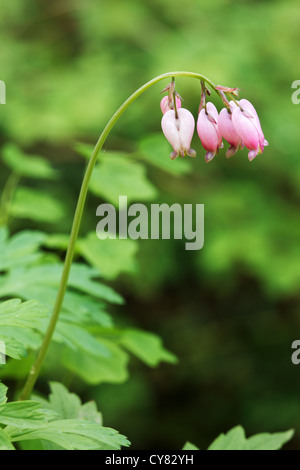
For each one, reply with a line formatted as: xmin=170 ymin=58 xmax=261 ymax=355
xmin=231 ymin=99 xmax=268 ymax=161
xmin=238 ymin=99 xmax=269 ymax=152
xmin=160 ymin=95 xmax=182 ymax=114
xmin=197 ymin=102 xmax=223 ymax=162
xmin=218 ymin=103 xmax=243 ymax=158
xmin=161 ymin=108 xmax=196 ymax=159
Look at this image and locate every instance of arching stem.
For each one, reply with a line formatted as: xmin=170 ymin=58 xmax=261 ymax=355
xmin=19 ymin=71 xmax=219 ymax=401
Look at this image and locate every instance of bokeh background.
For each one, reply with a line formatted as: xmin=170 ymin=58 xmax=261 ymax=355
xmin=1 ymin=0 xmax=300 ymax=450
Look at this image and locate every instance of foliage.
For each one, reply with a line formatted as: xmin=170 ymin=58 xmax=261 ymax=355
xmin=0 ymin=382 xmax=129 ymax=450
xmin=0 ymin=0 xmax=299 ymax=450
xmin=183 ymin=426 xmax=294 ymax=451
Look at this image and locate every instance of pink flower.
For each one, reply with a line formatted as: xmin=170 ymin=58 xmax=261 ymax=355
xmin=197 ymin=102 xmax=222 ymax=162
xmin=231 ymin=99 xmax=268 ymax=161
xmin=160 ymin=95 xmax=182 ymax=114
xmin=218 ymin=104 xmax=243 ymax=158
xmin=238 ymin=99 xmax=269 ymax=152
xmin=161 ymin=108 xmax=196 ymax=159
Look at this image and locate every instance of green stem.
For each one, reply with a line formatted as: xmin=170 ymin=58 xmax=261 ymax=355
xmin=19 ymin=71 xmax=219 ymax=401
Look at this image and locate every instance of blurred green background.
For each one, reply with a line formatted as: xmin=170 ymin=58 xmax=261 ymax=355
xmin=1 ymin=0 xmax=300 ymax=450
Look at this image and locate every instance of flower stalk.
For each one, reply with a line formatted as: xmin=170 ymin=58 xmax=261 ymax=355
xmin=19 ymin=71 xmax=222 ymax=400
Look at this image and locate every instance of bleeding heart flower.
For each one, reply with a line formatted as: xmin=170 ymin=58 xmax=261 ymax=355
xmin=231 ymin=99 xmax=268 ymax=161
xmin=161 ymin=108 xmax=196 ymax=159
xmin=238 ymin=99 xmax=269 ymax=152
xmin=197 ymin=102 xmax=223 ymax=162
xmin=218 ymin=103 xmax=243 ymax=158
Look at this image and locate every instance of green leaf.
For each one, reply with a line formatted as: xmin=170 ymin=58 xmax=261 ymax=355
xmin=0 ymin=335 xmax=27 ymax=360
xmin=208 ymin=426 xmax=246 ymax=450
xmin=0 ymin=384 xmax=129 ymax=450
xmin=0 ymin=299 xmax=47 ymax=360
xmin=78 ymin=232 xmax=138 ymax=280
xmin=208 ymin=426 xmax=294 ymax=451
xmin=0 ymin=429 xmax=15 ymax=450
xmin=139 ymin=134 xmax=192 ymax=175
xmin=0 ymin=383 xmax=8 ymax=404
xmin=0 ymin=228 xmax=46 ymax=271
xmin=61 ymin=291 xmax=113 ymax=328
xmin=89 ymin=153 xmax=158 ymax=206
xmin=0 ymin=401 xmax=49 ymax=428
xmin=245 ymin=430 xmax=295 ymax=450
xmin=11 ymin=419 xmax=130 ymax=450
xmin=120 ymin=329 xmax=178 ymax=367
xmin=11 ymin=187 xmax=65 ymax=223
xmin=35 ymin=382 xmax=102 ymax=424
xmin=62 ymin=340 xmax=129 ymax=385
xmin=54 ymin=322 xmax=111 ymax=359
xmin=0 ymin=264 xmax=123 ymax=305
xmin=1 ymin=143 xmax=58 ymax=180
xmin=0 ymin=299 xmax=47 ymax=329
xmin=182 ymin=441 xmax=199 ymax=450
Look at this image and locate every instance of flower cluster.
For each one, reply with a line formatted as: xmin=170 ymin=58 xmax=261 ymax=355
xmin=160 ymin=82 xmax=268 ymax=162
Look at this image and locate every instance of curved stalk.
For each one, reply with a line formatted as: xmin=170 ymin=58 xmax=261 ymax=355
xmin=19 ymin=71 xmax=219 ymax=400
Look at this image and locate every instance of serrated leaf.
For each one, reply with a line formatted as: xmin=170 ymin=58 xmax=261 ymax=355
xmin=120 ymin=329 xmax=178 ymax=367
xmin=182 ymin=441 xmax=199 ymax=450
xmin=0 ymin=401 xmax=48 ymax=428
xmin=11 ymin=419 xmax=130 ymax=450
xmin=245 ymin=430 xmax=294 ymax=450
xmin=0 ymin=299 xmax=47 ymax=329
xmin=0 ymin=264 xmax=123 ymax=305
xmin=0 ymin=299 xmax=47 ymax=360
xmin=89 ymin=153 xmax=158 ymax=206
xmin=63 ymin=292 xmax=113 ymax=327
xmin=0 ymin=228 xmax=46 ymax=271
xmin=80 ymin=402 xmax=102 ymax=425
xmin=208 ymin=426 xmax=247 ymax=450
xmin=0 ymin=383 xmax=8 ymax=404
xmin=2 ymin=394 xmax=129 ymax=450
xmin=35 ymin=382 xmax=102 ymax=425
xmin=208 ymin=426 xmax=294 ymax=451
xmin=0 ymin=428 xmax=15 ymax=450
xmin=0 ymin=335 xmax=27 ymax=360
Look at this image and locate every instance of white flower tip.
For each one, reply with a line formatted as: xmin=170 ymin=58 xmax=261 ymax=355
xmin=205 ymin=151 xmax=216 ymax=163
xmin=170 ymin=151 xmax=179 ymax=160
xmin=187 ymin=148 xmax=197 ymax=158
xmin=248 ymin=150 xmax=259 ymax=161
xmin=226 ymin=145 xmax=238 ymax=158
